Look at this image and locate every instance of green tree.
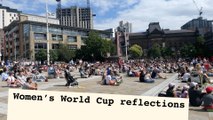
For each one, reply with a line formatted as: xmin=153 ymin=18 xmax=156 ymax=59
xmin=149 ymin=43 xmax=161 ymax=58
xmin=161 ymin=47 xmax=173 ymax=58
xmin=101 ymin=39 xmax=116 ymax=57
xmin=180 ymin=44 xmax=196 ymax=58
xmin=195 ymin=36 xmax=205 ymax=56
xmin=57 ymin=44 xmax=75 ymax=62
xmin=35 ymin=49 xmax=47 ymax=63
xmin=129 ymin=44 xmax=143 ymax=58
xmin=76 ymin=31 xmax=115 ymax=61
xmin=50 ymin=50 xmax=58 ymax=62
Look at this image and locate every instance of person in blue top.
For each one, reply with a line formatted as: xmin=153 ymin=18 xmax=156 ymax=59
xmin=1 ymin=67 xmax=8 ymax=81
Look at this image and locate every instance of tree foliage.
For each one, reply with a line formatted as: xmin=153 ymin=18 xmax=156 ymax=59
xmin=148 ymin=43 xmax=161 ymax=58
xmin=180 ymin=44 xmax=196 ymax=58
xmin=57 ymin=44 xmax=75 ymax=62
xmin=75 ymin=31 xmax=115 ymax=61
xmin=195 ymin=36 xmax=205 ymax=56
xmin=129 ymin=44 xmax=143 ymax=58
xmin=161 ymin=47 xmax=173 ymax=57
xmin=35 ymin=49 xmax=47 ymax=62
xmin=50 ymin=50 xmax=58 ymax=62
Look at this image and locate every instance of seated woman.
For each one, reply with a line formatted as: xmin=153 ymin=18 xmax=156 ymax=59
xmin=151 ymin=66 xmax=167 ymax=79
xmin=22 ymin=77 xmax=37 ymax=90
xmin=139 ymin=69 xmax=155 ymax=83
xmin=106 ymin=71 xmax=117 ymax=85
xmin=176 ymin=85 xmax=189 ymax=98
xmin=79 ymin=66 xmax=88 ymax=78
xmin=166 ymin=83 xmax=176 ymax=97
xmin=7 ymin=71 xmax=19 ymax=87
xmin=202 ymin=86 xmax=213 ymax=111
xmin=111 ymin=71 xmax=123 ymax=86
xmin=127 ymin=67 xmax=135 ymax=77
xmin=191 ymin=66 xmax=211 ymax=87
xmin=101 ymin=70 xmax=119 ymax=86
xmin=207 ymin=68 xmax=213 ymax=77
xmin=182 ymin=69 xmax=191 ymax=82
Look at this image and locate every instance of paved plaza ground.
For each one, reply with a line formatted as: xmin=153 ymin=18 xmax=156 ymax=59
xmin=0 ymin=71 xmax=213 ymax=120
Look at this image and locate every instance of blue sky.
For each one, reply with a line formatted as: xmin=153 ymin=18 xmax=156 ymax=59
xmin=1 ymin=0 xmax=213 ymax=32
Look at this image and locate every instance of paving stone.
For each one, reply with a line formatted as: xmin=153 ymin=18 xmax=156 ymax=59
xmin=0 ymin=73 xmax=212 ymax=120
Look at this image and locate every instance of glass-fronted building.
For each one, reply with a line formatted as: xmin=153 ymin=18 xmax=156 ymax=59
xmin=3 ymin=20 xmax=112 ymax=61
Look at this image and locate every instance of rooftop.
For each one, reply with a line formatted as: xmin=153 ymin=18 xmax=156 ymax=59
xmin=4 ymin=20 xmax=112 ymax=35
xmin=164 ymin=29 xmax=195 ymax=34
xmin=0 ymin=4 xmax=21 ymax=13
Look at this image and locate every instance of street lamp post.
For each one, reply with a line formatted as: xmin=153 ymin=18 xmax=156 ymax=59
xmin=123 ymin=28 xmax=128 ymax=61
xmin=125 ymin=33 xmax=128 ymax=60
xmin=15 ymin=35 xmax=16 ymax=61
xmin=12 ymin=33 xmax=16 ymax=61
xmin=46 ymin=0 xmax=50 ymax=65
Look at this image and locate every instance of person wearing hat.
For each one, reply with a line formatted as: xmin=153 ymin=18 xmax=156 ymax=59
xmin=166 ymin=83 xmax=176 ymax=97
xmin=188 ymin=82 xmax=203 ymax=107
xmin=201 ymin=86 xmax=213 ymax=111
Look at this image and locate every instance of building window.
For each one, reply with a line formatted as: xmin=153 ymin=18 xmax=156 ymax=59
xmin=52 ymin=44 xmax=59 ymax=49
xmin=34 ymin=33 xmax=47 ymax=40
xmin=67 ymin=36 xmax=77 ymax=42
xmin=34 ymin=43 xmax=47 ymax=49
xmin=32 ymin=25 xmax=46 ymax=33
xmin=52 ymin=34 xmax=63 ymax=41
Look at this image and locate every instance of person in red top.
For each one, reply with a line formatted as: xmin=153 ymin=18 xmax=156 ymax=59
xmin=118 ymin=57 xmax=123 ymax=72
xmin=202 ymin=86 xmax=213 ymax=111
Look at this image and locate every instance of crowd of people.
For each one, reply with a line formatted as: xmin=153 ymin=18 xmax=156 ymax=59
xmin=160 ymin=58 xmax=213 ymax=111
xmin=1 ymin=57 xmax=213 ymax=111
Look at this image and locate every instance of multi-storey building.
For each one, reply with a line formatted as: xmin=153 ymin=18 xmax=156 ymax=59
xmin=0 ymin=4 xmax=20 ymax=29
xmin=115 ymin=22 xmax=199 ymax=57
xmin=117 ymin=21 xmax=132 ymax=33
xmin=181 ymin=17 xmax=213 ymax=56
xmin=56 ymin=6 xmax=93 ymax=29
xmin=3 ymin=14 xmax=111 ymax=61
xmin=20 ymin=13 xmax=60 ymax=25
xmin=181 ymin=17 xmax=213 ymax=36
xmin=0 ymin=4 xmax=21 ymax=60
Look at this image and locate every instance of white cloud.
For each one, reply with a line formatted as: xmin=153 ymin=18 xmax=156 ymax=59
xmin=2 ymin=0 xmax=213 ymax=32
xmin=2 ymin=0 xmax=38 ymax=12
xmin=92 ymin=0 xmax=140 ymax=15
xmin=94 ymin=0 xmax=213 ymax=32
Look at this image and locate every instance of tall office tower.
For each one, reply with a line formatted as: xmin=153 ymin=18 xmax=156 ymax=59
xmin=56 ymin=1 xmax=93 ymax=29
xmin=0 ymin=4 xmax=21 ymax=29
xmin=117 ymin=21 xmax=132 ymax=33
xmin=115 ymin=21 xmax=132 ymax=58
